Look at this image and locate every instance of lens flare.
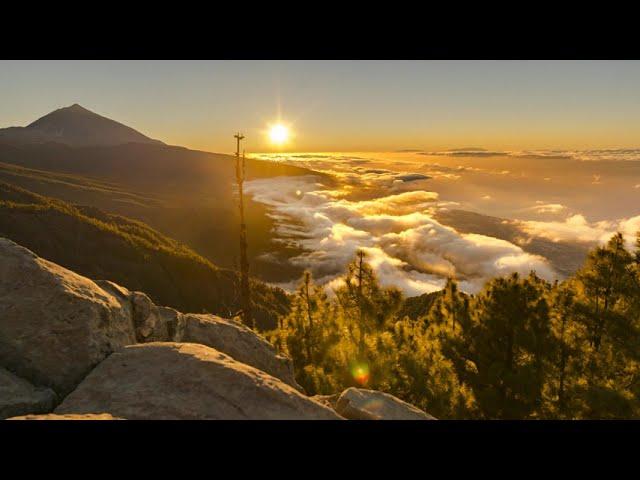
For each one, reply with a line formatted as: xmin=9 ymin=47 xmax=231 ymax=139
xmin=350 ymin=362 xmax=370 ymax=385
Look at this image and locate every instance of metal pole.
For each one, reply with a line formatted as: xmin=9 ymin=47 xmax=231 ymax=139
xmin=234 ymin=133 xmax=252 ymax=328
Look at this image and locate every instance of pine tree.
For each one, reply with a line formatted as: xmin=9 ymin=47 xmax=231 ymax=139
xmin=425 ymin=278 xmax=471 ymax=332
xmin=570 ymin=232 xmax=640 ymax=418
xmin=576 ymin=233 xmax=634 ymax=355
xmin=267 ymin=231 xmax=640 ymax=419
xmin=334 ymin=250 xmax=402 ymax=359
xmin=444 ymin=272 xmax=553 ymax=419
xmin=543 ymin=282 xmax=590 ymax=417
xmin=268 ymin=270 xmax=339 ymax=394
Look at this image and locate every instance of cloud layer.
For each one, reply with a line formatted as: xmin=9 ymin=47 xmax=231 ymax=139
xmin=519 ymin=214 xmax=640 ymax=247
xmin=246 ymin=175 xmax=558 ymax=296
xmin=417 ymin=148 xmax=640 ymax=162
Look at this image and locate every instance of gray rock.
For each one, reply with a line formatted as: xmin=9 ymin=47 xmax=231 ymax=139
xmin=95 ymin=282 xmax=300 ymax=390
xmin=335 ymin=387 xmax=436 ymax=420
xmin=56 ymin=342 xmax=343 ymax=420
xmin=93 ymin=281 xmax=171 ymax=343
xmin=130 ymin=291 xmax=170 ymax=342
xmin=0 ymin=238 xmax=137 ymax=396
xmin=0 ymin=367 xmax=57 ymax=419
xmin=174 ymin=313 xmax=301 ymax=391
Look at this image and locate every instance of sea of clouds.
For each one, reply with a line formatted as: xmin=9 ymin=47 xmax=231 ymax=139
xmin=245 ymin=174 xmax=556 ymax=296
xmin=247 ymin=151 xmax=640 ymax=297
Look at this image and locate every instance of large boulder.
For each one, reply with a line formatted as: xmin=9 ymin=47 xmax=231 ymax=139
xmin=0 ymin=238 xmax=300 ymax=399
xmin=56 ymin=342 xmax=342 ymax=420
xmin=0 ymin=238 xmax=136 ymax=396
xmin=174 ymin=314 xmax=301 ymax=391
xmin=96 ymin=279 xmax=300 ymax=390
xmin=9 ymin=413 xmax=121 ymax=420
xmin=0 ymin=367 xmax=57 ymax=419
xmin=96 ymin=280 xmax=302 ymax=391
xmin=335 ymin=388 xmax=436 ymax=420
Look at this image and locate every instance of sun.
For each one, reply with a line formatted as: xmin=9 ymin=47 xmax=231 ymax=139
xmin=268 ymin=124 xmax=289 ymax=145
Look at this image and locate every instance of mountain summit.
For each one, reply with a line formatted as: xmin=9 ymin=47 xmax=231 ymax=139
xmin=0 ymin=104 xmax=163 ymax=147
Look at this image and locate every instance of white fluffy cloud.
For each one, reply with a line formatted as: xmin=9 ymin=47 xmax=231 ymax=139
xmin=245 ymin=175 xmax=558 ymax=296
xmin=519 ymin=214 xmax=640 ymax=247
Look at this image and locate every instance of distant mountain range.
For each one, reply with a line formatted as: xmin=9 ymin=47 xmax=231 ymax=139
xmin=0 ymin=104 xmax=163 ymax=147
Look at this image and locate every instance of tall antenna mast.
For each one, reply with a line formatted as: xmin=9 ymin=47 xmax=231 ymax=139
xmin=234 ymin=132 xmax=253 ymax=328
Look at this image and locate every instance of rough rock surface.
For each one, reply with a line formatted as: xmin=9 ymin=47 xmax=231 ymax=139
xmin=335 ymin=387 xmax=436 ymax=420
xmin=0 ymin=238 xmax=300 ymax=404
xmin=9 ymin=413 xmax=121 ymax=420
xmin=95 ymin=281 xmax=300 ymax=389
xmin=311 ymin=393 xmax=340 ymax=410
xmin=174 ymin=313 xmax=301 ymax=390
xmin=0 ymin=368 xmax=57 ymax=419
xmin=0 ymin=238 xmax=136 ymax=396
xmin=56 ymin=342 xmax=342 ymax=420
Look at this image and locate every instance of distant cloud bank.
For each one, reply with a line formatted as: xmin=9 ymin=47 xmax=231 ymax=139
xmin=519 ymin=214 xmax=640 ymax=247
xmin=416 ymin=148 xmax=640 ymax=162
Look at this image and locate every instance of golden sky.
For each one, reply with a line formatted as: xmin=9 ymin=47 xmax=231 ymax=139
xmin=2 ymin=60 xmax=640 ymax=153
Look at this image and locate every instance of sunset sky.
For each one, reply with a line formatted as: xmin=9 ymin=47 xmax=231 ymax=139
xmin=1 ymin=60 xmax=640 ymax=153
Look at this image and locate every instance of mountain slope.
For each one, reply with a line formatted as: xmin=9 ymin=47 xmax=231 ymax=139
xmin=0 ymin=104 xmax=163 ymax=147
xmin=0 ymin=104 xmax=325 ymax=197
xmin=0 ymin=181 xmax=290 ymax=329
xmin=0 ymin=159 xmax=307 ymax=283
xmin=0 ymin=105 xmax=328 ymax=284
xmin=0 ymin=140 xmax=325 ymax=198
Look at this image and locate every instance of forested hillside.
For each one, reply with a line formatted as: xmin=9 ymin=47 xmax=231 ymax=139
xmin=0 ymin=182 xmax=290 ymax=329
xmin=0 ymin=154 xmax=309 ymax=283
xmin=270 ymin=234 xmax=640 ymax=419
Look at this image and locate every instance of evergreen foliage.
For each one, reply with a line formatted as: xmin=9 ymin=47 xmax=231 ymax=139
xmin=270 ymin=233 xmax=640 ymax=419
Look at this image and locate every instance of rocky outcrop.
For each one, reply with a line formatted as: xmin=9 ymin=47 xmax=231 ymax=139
xmin=56 ymin=343 xmax=342 ymax=420
xmin=96 ymin=280 xmax=300 ymax=390
xmin=9 ymin=413 xmax=121 ymax=420
xmin=174 ymin=314 xmax=300 ymax=390
xmin=335 ymin=388 xmax=436 ymax=420
xmin=0 ymin=238 xmax=431 ymax=420
xmin=0 ymin=238 xmax=136 ymax=397
xmin=0 ymin=368 xmax=57 ymax=419
xmin=0 ymin=238 xmax=302 ymax=418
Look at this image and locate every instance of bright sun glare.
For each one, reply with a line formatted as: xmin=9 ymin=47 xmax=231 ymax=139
xmin=269 ymin=124 xmax=289 ymax=145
